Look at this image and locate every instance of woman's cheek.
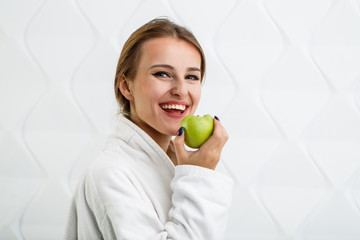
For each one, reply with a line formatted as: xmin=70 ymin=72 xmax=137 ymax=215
xmin=192 ymin=86 xmax=201 ymax=108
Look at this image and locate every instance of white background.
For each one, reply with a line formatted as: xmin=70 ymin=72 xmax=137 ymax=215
xmin=1 ymin=0 xmax=360 ymax=239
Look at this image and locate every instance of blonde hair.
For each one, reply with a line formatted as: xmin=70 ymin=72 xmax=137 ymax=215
xmin=114 ymin=17 xmax=206 ymax=116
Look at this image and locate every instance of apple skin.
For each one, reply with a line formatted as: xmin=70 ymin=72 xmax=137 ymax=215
xmin=180 ymin=114 xmax=214 ymax=148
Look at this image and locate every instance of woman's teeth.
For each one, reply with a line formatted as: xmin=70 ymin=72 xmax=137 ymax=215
xmin=161 ymin=104 xmax=186 ymax=111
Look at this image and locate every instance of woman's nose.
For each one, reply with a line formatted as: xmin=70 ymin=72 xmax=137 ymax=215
xmin=171 ymin=79 xmax=187 ymax=97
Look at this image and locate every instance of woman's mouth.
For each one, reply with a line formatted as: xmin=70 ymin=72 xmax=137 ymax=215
xmin=160 ymin=104 xmax=187 ymax=115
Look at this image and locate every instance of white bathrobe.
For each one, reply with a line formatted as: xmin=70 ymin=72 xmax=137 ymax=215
xmin=64 ymin=116 xmax=233 ymax=240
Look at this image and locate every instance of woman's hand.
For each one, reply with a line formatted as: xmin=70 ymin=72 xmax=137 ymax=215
xmin=173 ymin=117 xmax=228 ymax=170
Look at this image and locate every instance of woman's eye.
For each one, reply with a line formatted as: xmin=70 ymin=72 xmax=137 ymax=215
xmin=152 ymin=71 xmax=170 ymax=78
xmin=186 ymin=75 xmax=200 ymax=81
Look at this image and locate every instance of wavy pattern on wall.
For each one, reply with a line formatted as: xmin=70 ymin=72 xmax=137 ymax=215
xmin=1 ymin=0 xmax=360 ymax=239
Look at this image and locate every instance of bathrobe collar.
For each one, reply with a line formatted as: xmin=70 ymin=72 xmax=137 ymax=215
xmin=111 ymin=115 xmax=175 ymax=176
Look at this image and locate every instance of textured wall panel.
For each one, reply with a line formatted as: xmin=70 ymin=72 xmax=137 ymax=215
xmin=1 ymin=0 xmax=360 ymax=239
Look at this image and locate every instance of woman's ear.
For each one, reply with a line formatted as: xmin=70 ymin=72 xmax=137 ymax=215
xmin=119 ymin=75 xmax=134 ymax=101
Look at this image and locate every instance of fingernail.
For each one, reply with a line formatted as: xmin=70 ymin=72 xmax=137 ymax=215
xmin=177 ymin=127 xmax=184 ymax=136
xmin=214 ymin=116 xmax=220 ymax=121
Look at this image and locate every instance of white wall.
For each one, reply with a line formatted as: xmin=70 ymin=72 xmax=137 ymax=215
xmin=1 ymin=0 xmax=360 ymax=239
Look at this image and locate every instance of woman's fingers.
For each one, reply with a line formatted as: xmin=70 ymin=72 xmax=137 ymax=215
xmin=173 ymin=127 xmax=187 ymax=165
xmin=200 ymin=117 xmax=228 ymax=152
xmin=192 ymin=117 xmax=228 ymax=169
xmin=172 ymin=117 xmax=228 ymax=170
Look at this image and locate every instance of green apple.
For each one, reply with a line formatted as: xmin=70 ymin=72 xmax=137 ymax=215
xmin=180 ymin=114 xmax=214 ymax=148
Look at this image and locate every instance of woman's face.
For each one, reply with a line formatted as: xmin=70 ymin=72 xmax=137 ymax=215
xmin=128 ymin=37 xmax=202 ymax=138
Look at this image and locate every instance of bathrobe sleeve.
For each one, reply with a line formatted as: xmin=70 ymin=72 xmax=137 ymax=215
xmin=88 ymin=164 xmax=233 ymax=240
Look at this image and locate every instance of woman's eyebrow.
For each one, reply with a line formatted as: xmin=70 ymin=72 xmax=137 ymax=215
xmin=187 ymin=67 xmax=201 ymax=72
xmin=149 ymin=64 xmax=201 ymax=72
xmin=149 ymin=64 xmax=174 ymax=70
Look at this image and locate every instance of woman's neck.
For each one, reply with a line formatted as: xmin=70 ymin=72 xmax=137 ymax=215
xmin=128 ymin=115 xmax=171 ymax=151
xmin=128 ymin=114 xmax=177 ymax=165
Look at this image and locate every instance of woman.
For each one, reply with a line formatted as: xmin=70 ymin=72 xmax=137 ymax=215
xmin=65 ymin=17 xmax=233 ymax=240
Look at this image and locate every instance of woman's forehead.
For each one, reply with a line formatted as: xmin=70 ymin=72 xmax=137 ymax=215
xmin=139 ymin=37 xmax=202 ymax=69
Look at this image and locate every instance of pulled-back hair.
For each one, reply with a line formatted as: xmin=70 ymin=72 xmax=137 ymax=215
xmin=114 ymin=17 xmax=206 ymax=116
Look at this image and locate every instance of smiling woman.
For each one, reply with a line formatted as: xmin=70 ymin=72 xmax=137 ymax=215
xmin=64 ymin=17 xmax=233 ymax=240
xmin=114 ymin=18 xmax=206 ymax=118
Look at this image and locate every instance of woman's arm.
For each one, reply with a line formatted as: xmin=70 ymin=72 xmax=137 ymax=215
xmin=87 ymin=163 xmax=233 ymax=240
xmin=166 ymin=164 xmax=233 ymax=239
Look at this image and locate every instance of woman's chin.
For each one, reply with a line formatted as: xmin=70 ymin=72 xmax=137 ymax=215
xmin=162 ymin=122 xmax=182 ymax=137
xmin=166 ymin=127 xmax=180 ymax=137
